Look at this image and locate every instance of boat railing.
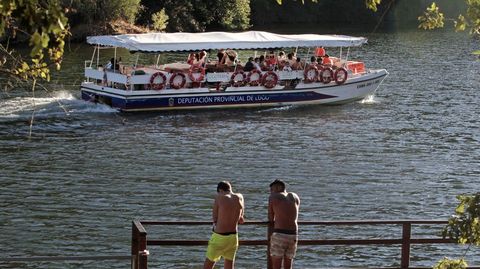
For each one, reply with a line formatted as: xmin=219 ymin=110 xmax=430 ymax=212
xmin=131 ymin=219 xmax=480 ymax=269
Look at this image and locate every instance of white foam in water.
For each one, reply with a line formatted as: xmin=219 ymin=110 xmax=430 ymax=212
xmin=0 ymin=91 xmax=117 ymax=120
xmin=360 ymin=94 xmax=379 ymax=104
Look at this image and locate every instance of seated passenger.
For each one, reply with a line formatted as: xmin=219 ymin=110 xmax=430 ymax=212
xmin=223 ymin=49 xmax=237 ymax=66
xmin=187 ymin=53 xmax=196 ymax=65
xmin=277 ymin=51 xmax=286 ymax=64
xmin=265 ymin=55 xmax=277 ymax=70
xmin=310 ymin=56 xmax=317 ymax=66
xmin=217 ymin=49 xmax=225 ymax=64
xmin=258 ymin=55 xmax=267 ymax=70
xmin=322 ymin=54 xmax=333 ymax=66
xmin=282 ymin=61 xmax=292 ymax=71
xmin=253 ymin=57 xmax=261 ymax=70
xmin=287 ymin=53 xmax=296 ymax=66
xmin=243 ymin=57 xmax=255 ymax=72
xmin=292 ymin=57 xmax=304 ymax=70
xmin=197 ymin=50 xmax=208 ymax=66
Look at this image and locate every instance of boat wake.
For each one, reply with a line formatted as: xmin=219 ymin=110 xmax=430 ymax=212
xmin=360 ymin=94 xmax=379 ymax=104
xmin=0 ymin=91 xmax=117 ymax=122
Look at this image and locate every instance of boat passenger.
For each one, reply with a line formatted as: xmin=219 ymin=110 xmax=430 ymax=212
xmin=322 ymin=54 xmax=333 ymax=67
xmin=196 ymin=50 xmax=208 ymax=67
xmin=265 ymin=55 xmax=277 ymax=70
xmin=253 ymin=57 xmax=261 ymax=71
xmin=282 ymin=61 xmax=292 ymax=71
xmin=223 ymin=49 xmax=237 ymax=66
xmin=277 ymin=51 xmax=286 ymax=65
xmin=292 ymin=57 xmax=303 ymax=70
xmin=187 ymin=53 xmax=196 ymax=65
xmin=310 ymin=56 xmax=317 ymax=66
xmin=287 ymin=53 xmax=296 ymax=66
xmin=243 ymin=57 xmax=255 ymax=72
xmin=258 ymin=55 xmax=267 ymax=70
xmin=105 ymin=58 xmax=114 ymax=69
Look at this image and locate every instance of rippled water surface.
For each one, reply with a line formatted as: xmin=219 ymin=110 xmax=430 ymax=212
xmin=1 ymin=30 xmax=479 ymax=269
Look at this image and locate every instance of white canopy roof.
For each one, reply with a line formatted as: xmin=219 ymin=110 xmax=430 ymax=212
xmin=86 ymin=31 xmax=367 ymax=52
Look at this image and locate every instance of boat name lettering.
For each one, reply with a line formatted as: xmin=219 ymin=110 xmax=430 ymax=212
xmin=177 ymin=96 xmax=214 ymax=104
xmin=357 ymin=79 xmax=381 ymax=89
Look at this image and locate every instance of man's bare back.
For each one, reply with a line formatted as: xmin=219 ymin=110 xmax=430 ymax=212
xmin=214 ymin=192 xmax=244 ymax=233
xmin=269 ymin=190 xmax=300 ymax=231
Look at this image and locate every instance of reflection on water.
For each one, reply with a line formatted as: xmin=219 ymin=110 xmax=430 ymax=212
xmin=0 ymin=29 xmax=479 ymax=268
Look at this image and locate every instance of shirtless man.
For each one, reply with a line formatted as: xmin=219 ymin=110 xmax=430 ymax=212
xmin=268 ymin=179 xmax=300 ymax=269
xmin=204 ymin=181 xmax=245 ymax=269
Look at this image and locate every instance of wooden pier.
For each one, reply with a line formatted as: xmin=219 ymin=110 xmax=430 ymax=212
xmin=131 ymin=219 xmax=480 ymax=269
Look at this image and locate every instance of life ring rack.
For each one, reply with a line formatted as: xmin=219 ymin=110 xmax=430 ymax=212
xmin=149 ymin=72 xmax=167 ymax=90
xmin=169 ymin=72 xmax=187 ymax=89
xmin=230 ymin=71 xmax=247 ymax=87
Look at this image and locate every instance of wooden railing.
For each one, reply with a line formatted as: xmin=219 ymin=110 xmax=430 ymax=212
xmin=131 ymin=219 xmax=479 ymax=269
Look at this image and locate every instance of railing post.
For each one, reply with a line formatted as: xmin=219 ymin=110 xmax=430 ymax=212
xmin=267 ymin=221 xmax=273 ymax=269
xmin=132 ymin=220 xmax=148 ymax=269
xmin=401 ymin=223 xmax=411 ymax=269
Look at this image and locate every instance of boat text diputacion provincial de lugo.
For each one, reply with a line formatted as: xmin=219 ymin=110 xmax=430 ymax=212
xmin=81 ymin=31 xmax=388 ymax=112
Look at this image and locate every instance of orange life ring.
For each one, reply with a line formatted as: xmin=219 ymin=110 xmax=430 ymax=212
xmin=169 ymin=72 xmax=187 ymax=89
xmin=188 ymin=64 xmax=205 ymax=82
xmin=262 ymin=71 xmax=278 ymax=89
xmin=149 ymin=72 xmax=167 ymax=90
xmin=303 ymin=65 xmax=318 ymax=83
xmin=247 ymin=70 xmax=262 ymax=86
xmin=230 ymin=71 xmax=246 ymax=87
xmin=334 ymin=68 xmax=348 ymax=85
xmin=320 ymin=67 xmax=334 ymax=84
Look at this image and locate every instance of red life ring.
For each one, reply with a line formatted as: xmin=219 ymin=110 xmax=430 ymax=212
xmin=230 ymin=71 xmax=246 ymax=87
xmin=303 ymin=65 xmax=318 ymax=83
xmin=149 ymin=72 xmax=167 ymax=90
xmin=247 ymin=70 xmax=262 ymax=86
xmin=169 ymin=72 xmax=187 ymax=89
xmin=334 ymin=68 xmax=348 ymax=85
xmin=320 ymin=67 xmax=334 ymax=84
xmin=188 ymin=64 xmax=205 ymax=82
xmin=262 ymin=71 xmax=278 ymax=89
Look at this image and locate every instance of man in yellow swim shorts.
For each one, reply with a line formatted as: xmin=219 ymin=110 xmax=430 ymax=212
xmin=204 ymin=181 xmax=244 ymax=269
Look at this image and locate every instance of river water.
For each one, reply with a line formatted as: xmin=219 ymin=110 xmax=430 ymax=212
xmin=0 ymin=29 xmax=479 ymax=269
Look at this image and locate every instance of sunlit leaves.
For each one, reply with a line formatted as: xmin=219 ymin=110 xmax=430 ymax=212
xmin=365 ymin=0 xmax=381 ymax=12
xmin=433 ymin=257 xmax=468 ymax=269
xmin=418 ymin=2 xmax=445 ymax=30
xmin=152 ymin=8 xmax=169 ymax=31
xmin=443 ymin=193 xmax=480 ymax=246
xmin=0 ymin=0 xmax=69 ymax=83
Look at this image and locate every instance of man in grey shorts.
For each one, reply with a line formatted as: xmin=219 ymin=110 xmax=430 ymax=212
xmin=268 ymin=179 xmax=300 ymax=269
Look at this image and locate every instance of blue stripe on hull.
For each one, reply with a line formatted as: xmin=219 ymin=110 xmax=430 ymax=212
xmin=82 ymin=90 xmax=337 ymax=111
xmin=128 ymin=92 xmax=335 ymax=110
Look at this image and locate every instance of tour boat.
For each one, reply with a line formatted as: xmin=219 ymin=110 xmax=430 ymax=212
xmin=81 ymin=31 xmax=388 ymax=112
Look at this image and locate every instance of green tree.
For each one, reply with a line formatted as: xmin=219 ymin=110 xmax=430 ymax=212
xmin=151 ymin=8 xmax=169 ymax=31
xmin=433 ymin=193 xmax=480 ymax=269
xmin=139 ymin=0 xmax=250 ymax=32
xmin=0 ymin=0 xmax=69 ymax=83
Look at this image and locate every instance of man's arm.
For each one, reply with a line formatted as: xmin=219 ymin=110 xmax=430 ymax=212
xmin=238 ymin=194 xmax=245 ymax=224
xmin=268 ymin=196 xmax=274 ymax=223
xmin=212 ymin=196 xmax=219 ymax=225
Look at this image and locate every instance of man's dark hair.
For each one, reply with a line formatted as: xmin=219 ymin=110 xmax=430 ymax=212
xmin=217 ymin=181 xmax=232 ymax=192
xmin=270 ymin=179 xmax=286 ymax=191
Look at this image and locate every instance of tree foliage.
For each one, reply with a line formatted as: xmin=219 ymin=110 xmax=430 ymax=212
xmin=151 ymin=8 xmax=169 ymax=31
xmin=0 ymin=0 xmax=69 ymax=83
xmin=435 ymin=193 xmax=480 ymax=269
xmin=443 ymin=193 xmax=480 ymax=246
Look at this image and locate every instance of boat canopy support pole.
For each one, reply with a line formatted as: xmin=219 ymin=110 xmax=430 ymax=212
xmin=134 ymin=54 xmax=139 ymax=69
xmin=156 ymin=54 xmax=160 ymax=68
xmin=113 ymin=47 xmax=117 ymax=72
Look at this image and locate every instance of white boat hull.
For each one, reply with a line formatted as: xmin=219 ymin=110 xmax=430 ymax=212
xmin=80 ymin=69 xmax=388 ymax=112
